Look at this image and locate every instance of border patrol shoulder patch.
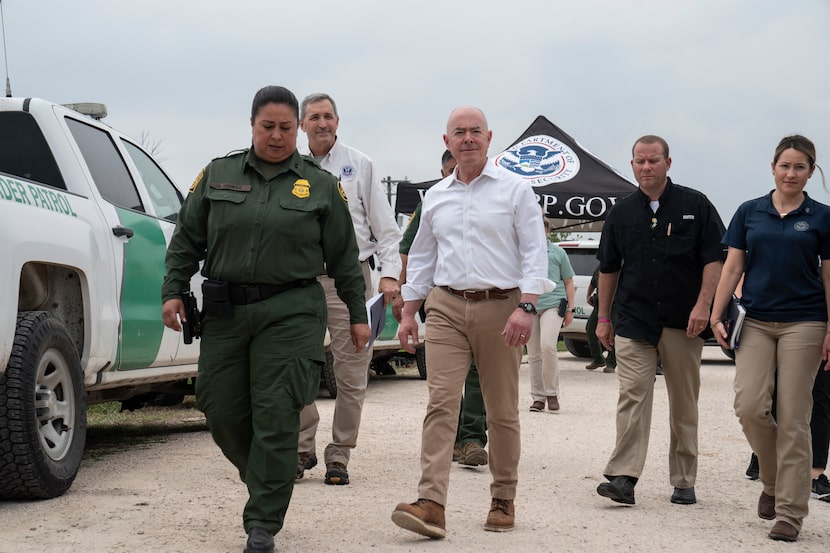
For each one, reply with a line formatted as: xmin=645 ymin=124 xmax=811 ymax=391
xmin=337 ymin=179 xmax=348 ymax=203
xmin=189 ymin=168 xmax=206 ymax=194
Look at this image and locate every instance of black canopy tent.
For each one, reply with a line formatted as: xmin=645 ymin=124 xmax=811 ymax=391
xmin=394 ymin=177 xmax=436 ymax=217
xmin=394 ymin=115 xmax=637 ymax=232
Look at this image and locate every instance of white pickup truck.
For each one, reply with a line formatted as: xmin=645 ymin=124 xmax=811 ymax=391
xmin=0 ymin=97 xmax=201 ymax=499
xmin=556 ymin=240 xmax=600 ymax=358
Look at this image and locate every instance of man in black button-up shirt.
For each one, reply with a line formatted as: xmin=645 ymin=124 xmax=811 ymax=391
xmin=594 ymin=135 xmax=725 ymax=507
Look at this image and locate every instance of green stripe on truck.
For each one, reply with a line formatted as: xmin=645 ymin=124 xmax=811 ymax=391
xmin=116 ymin=208 xmax=167 ymax=369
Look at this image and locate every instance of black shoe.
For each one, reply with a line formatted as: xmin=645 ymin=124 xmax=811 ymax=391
xmin=325 ymin=461 xmax=349 ymax=485
xmin=812 ymin=473 xmax=830 ymax=501
xmin=372 ymin=359 xmax=397 ymax=376
xmin=296 ymin=452 xmax=317 ymax=480
xmin=656 ymin=363 xmax=664 ymax=376
xmin=597 ymin=475 xmax=636 ymax=505
xmin=745 ymin=453 xmax=759 ymax=481
xmin=670 ymin=486 xmax=696 ymax=505
xmin=244 ymin=527 xmax=274 ymax=553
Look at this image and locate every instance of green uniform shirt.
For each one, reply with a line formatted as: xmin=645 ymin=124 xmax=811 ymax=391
xmin=162 ymin=148 xmax=367 ymax=324
xmin=399 ymin=202 xmax=422 ymax=255
xmin=536 ymin=241 xmax=575 ymax=313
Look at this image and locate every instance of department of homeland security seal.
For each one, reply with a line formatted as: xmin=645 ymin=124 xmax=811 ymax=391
xmin=340 ymin=165 xmax=356 ymax=180
xmin=495 ymin=135 xmax=581 ymax=186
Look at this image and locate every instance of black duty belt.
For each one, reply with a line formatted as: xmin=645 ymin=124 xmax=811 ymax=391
xmin=442 ymin=286 xmax=516 ymax=301
xmin=228 ymin=279 xmax=317 ymax=305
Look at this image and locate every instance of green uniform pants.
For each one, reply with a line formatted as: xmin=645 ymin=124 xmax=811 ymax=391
xmin=456 ymin=361 xmax=487 ymax=446
xmin=195 ymin=285 xmax=325 ymax=534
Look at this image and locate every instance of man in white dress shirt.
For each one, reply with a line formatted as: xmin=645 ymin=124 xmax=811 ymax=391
xmin=391 ymin=106 xmax=552 ymax=537
xmin=297 ymin=93 xmax=402 ymax=486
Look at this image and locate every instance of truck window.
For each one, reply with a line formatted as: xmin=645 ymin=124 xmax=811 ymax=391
xmin=0 ymin=112 xmax=66 ymax=189
xmin=65 ymin=118 xmax=145 ymax=212
xmin=121 ymin=140 xmax=183 ymax=221
xmin=563 ymin=248 xmax=599 ymax=276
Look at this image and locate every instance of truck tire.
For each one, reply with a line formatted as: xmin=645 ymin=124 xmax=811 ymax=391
xmin=322 ymin=350 xmax=337 ymax=399
xmin=563 ymin=338 xmax=592 ymax=359
xmin=415 ymin=345 xmax=427 ymax=380
xmin=0 ymin=311 xmax=86 ymax=499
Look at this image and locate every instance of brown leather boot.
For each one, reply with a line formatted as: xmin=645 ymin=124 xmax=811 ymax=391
xmin=758 ymin=491 xmax=775 ymax=520
xmin=769 ymin=520 xmax=798 ymax=542
xmin=547 ymin=396 xmax=560 ymax=411
xmin=529 ymin=400 xmax=545 ymax=412
xmin=459 ymin=442 xmax=488 ymax=466
xmin=484 ymin=498 xmax=515 ymax=532
xmin=391 ymin=499 xmax=446 ymax=538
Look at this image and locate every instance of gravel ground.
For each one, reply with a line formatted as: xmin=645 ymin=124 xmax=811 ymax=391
xmin=1 ymin=348 xmax=828 ymax=552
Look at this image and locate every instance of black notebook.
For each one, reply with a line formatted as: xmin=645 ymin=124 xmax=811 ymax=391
xmin=724 ymin=295 xmax=746 ymax=350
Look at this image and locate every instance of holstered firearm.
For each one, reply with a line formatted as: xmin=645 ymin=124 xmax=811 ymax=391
xmin=180 ymin=290 xmax=202 ymax=344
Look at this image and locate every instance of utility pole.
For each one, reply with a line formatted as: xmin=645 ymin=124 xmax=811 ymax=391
xmin=1 ymin=0 xmax=12 ymax=97
xmin=381 ymin=176 xmax=408 ymax=206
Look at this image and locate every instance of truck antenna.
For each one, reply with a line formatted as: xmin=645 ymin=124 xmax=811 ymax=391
xmin=1 ymin=0 xmax=11 ymax=97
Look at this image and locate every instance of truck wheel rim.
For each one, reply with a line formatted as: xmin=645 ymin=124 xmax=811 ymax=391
xmin=34 ymin=347 xmax=76 ymax=461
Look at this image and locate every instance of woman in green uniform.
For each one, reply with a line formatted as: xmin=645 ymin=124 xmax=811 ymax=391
xmin=161 ymin=85 xmax=369 ymax=553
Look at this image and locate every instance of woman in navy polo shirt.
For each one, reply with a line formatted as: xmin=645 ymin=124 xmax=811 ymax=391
xmin=711 ymin=135 xmax=830 ymax=542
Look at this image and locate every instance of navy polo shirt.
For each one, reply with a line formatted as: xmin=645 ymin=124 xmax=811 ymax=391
xmin=598 ymin=178 xmax=726 ymax=345
xmin=723 ymin=191 xmax=830 ymax=322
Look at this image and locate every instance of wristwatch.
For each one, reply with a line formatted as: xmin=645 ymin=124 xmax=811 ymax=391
xmin=517 ymin=302 xmax=537 ymax=314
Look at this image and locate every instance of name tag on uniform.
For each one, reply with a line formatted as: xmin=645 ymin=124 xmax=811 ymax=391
xmin=209 ymin=182 xmax=252 ymax=192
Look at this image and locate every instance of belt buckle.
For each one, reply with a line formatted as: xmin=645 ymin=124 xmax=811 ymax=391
xmin=243 ymin=284 xmax=261 ymax=303
xmin=462 ymin=289 xmax=481 ymax=300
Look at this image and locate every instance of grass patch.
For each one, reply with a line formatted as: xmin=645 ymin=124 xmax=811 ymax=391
xmin=84 ymin=398 xmax=208 ymax=460
xmin=88 ymin=398 xmax=204 ymax=428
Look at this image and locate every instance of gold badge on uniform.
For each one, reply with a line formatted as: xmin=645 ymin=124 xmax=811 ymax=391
xmin=189 ymin=167 xmax=205 ymax=194
xmin=337 ymin=179 xmax=348 ymax=203
xmin=292 ymin=179 xmax=310 ymax=198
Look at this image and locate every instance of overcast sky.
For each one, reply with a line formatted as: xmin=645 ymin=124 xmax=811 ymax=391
xmin=4 ymin=0 xmax=829 ymax=225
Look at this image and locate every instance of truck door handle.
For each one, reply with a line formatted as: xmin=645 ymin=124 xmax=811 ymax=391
xmin=112 ymin=226 xmax=134 ymax=239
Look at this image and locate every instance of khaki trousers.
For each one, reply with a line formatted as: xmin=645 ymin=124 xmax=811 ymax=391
xmin=603 ymin=328 xmax=702 ymax=488
xmin=526 ymin=308 xmax=564 ymax=401
xmin=734 ymin=318 xmax=823 ymax=531
xmin=298 ymin=262 xmax=373 ymax=465
xmin=417 ymin=287 xmax=522 ymax=506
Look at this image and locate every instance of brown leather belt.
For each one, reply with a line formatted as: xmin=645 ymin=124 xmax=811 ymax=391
xmin=442 ymin=286 xmax=516 ymax=301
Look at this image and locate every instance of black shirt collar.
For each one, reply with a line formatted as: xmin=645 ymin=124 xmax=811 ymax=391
xmin=635 ymin=176 xmax=674 ymax=207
